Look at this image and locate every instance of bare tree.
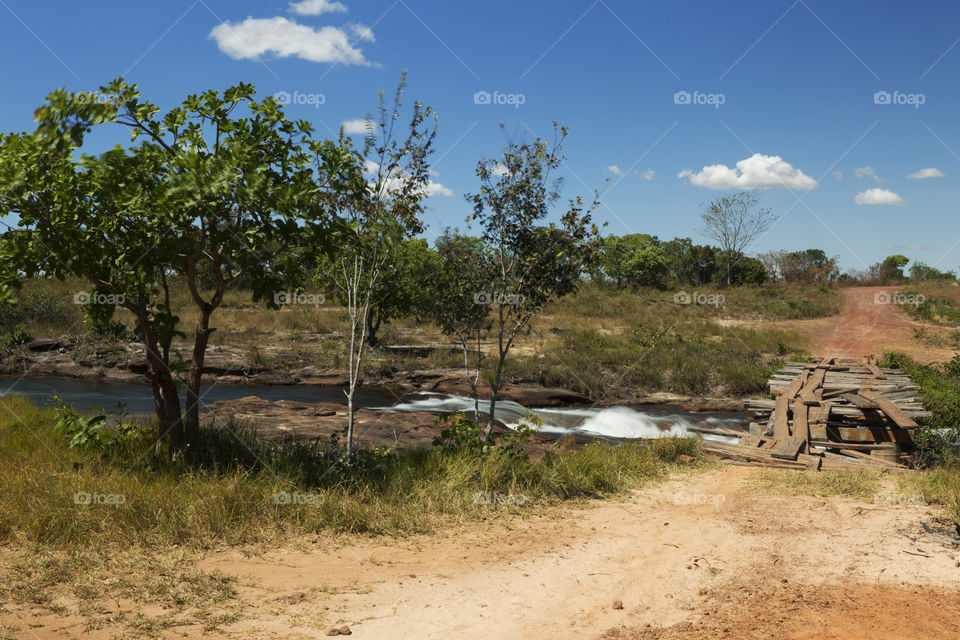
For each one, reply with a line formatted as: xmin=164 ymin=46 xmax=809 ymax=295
xmin=699 ymin=191 xmax=777 ymax=286
xmin=323 ymin=74 xmax=436 ymax=457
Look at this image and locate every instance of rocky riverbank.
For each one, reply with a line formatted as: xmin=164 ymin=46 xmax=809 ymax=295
xmin=5 ymin=337 xmax=748 ymax=414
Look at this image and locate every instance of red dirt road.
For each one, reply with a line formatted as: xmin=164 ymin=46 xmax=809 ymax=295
xmin=779 ymin=286 xmax=954 ymax=363
xmin=814 ymin=286 xmax=918 ymax=358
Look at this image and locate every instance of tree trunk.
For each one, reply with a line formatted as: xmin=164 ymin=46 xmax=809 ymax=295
xmin=183 ymin=309 xmax=212 ymax=452
xmin=365 ymin=309 xmax=382 ymax=348
xmin=346 ymin=391 xmax=355 ymax=458
xmin=483 ymin=351 xmax=507 ymax=442
xmin=158 ymin=375 xmax=183 ymax=456
xmin=138 ymin=317 xmax=183 ymax=455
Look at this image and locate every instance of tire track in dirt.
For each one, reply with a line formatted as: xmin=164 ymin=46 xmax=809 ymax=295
xmin=188 ymin=466 xmax=960 ymax=639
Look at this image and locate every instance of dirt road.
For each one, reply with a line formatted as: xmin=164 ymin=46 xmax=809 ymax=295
xmin=773 ymin=286 xmax=954 ymax=363
xmin=184 ymin=467 xmax=959 ymax=639
xmin=10 ymin=467 xmax=960 ymax=639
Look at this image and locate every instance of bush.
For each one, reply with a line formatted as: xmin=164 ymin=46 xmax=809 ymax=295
xmin=879 ymin=352 xmax=960 ymax=467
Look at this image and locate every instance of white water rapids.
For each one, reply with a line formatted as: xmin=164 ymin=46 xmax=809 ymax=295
xmin=378 ymin=394 xmax=744 ymax=443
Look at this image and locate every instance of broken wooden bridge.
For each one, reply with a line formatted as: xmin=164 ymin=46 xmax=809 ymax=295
xmin=701 ymin=358 xmax=927 ymax=470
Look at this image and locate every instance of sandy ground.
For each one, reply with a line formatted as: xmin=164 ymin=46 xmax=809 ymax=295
xmin=11 ymin=466 xmax=958 ymax=639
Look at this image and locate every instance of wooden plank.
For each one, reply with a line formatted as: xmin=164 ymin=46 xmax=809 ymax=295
xmin=807 ymin=367 xmax=827 ymax=390
xmin=768 ymin=400 xmax=808 ymax=460
xmin=771 ymin=395 xmax=790 ymax=440
xmin=840 ymin=392 xmax=879 ymax=409
xmin=859 ymin=389 xmax=919 ymax=428
xmin=800 ymin=387 xmax=823 ymax=406
xmin=770 ymin=438 xmax=805 ymax=460
xmin=822 ymin=387 xmax=862 ymax=400
xmin=866 ymin=364 xmax=887 ymax=379
xmin=809 ymin=404 xmax=829 ymax=441
xmin=791 ymin=401 xmax=810 ymax=448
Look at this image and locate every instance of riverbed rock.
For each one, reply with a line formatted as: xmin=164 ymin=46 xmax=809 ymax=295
xmin=199 ymin=395 xmax=556 ymax=453
xmin=26 ymin=338 xmax=70 ymax=352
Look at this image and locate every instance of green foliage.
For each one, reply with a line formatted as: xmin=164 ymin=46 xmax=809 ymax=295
xmin=660 ymin=237 xmax=720 ymax=286
xmin=462 ymin=123 xmax=600 ymax=433
xmin=433 ymin=412 xmax=491 ymax=453
xmin=909 ymin=261 xmax=956 ymax=282
xmin=54 ymin=402 xmax=151 ymax=451
xmin=431 ymin=412 xmax=537 ymax=460
xmin=699 ymin=191 xmax=777 ymax=286
xmin=0 ymin=77 xmax=366 ymax=451
xmin=758 ymin=248 xmax=840 ymax=283
xmin=729 ymin=255 xmax=766 ymax=285
xmin=1 ymin=323 xmax=32 ymax=349
xmin=902 ymin=290 xmax=960 ymax=326
xmin=0 ymin=287 xmax=79 ymax=335
xmin=878 ymin=352 xmax=960 ymax=467
xmin=598 ymin=233 xmax=670 ymax=289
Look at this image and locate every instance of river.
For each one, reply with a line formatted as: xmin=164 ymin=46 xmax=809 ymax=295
xmin=0 ymin=375 xmax=748 ymax=442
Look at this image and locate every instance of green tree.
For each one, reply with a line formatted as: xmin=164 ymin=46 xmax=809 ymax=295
xmin=879 ymin=254 xmax=910 ymax=282
xmin=316 ymin=237 xmax=441 ymax=347
xmin=430 ymin=230 xmax=493 ymax=421
xmin=599 ymin=234 xmax=669 ymax=289
xmin=0 ymin=79 xmax=350 ymax=454
xmin=729 ymin=255 xmax=766 ymax=285
xmin=909 ymin=262 xmax=956 ymax=281
xmin=465 ymin=124 xmax=600 ymax=439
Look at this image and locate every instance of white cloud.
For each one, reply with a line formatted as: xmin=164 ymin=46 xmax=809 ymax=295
xmin=907 ymin=167 xmax=944 ymax=179
xmin=371 ymin=167 xmax=452 ymax=198
xmin=342 ymin=118 xmax=373 ymax=135
xmin=637 ymin=169 xmax=655 ymax=181
xmin=883 ymin=242 xmax=932 ymax=251
xmin=855 ymin=188 xmax=905 ymax=206
xmin=832 ymin=170 xmax=843 ymax=181
xmin=349 ymin=24 xmax=374 ymax=42
xmin=854 ymin=166 xmax=882 ymax=184
xmin=210 ymin=17 xmax=370 ymax=66
xmin=677 ymin=153 xmax=817 ymax=190
xmin=491 ymin=163 xmax=509 ymax=177
xmin=605 ymin=165 xmax=624 ymax=176
xmin=423 ymin=181 xmax=454 ymax=198
xmin=289 ymin=0 xmax=347 ymax=15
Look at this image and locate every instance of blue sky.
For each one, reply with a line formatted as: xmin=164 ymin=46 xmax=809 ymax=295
xmin=2 ymin=0 xmax=959 ymax=273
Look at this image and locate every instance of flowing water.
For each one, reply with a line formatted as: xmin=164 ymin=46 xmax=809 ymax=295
xmin=0 ymin=375 xmax=748 ymax=442
xmin=0 ymin=375 xmax=398 ymax=414
xmin=380 ymin=395 xmax=746 ymax=442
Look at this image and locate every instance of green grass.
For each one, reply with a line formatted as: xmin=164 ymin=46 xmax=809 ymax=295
xmin=898 ymin=466 xmax=960 ymax=524
xmin=0 ymin=396 xmax=702 ymax=546
xmin=0 ymin=394 xmax=701 ymax=630
xmin=506 ymin=319 xmax=802 ymax=398
xmin=495 ymin=284 xmax=829 ymax=398
xmin=746 ymin=468 xmax=888 ymax=500
xmin=901 ymin=284 xmax=960 ymax=327
xmin=0 ymin=395 xmax=703 ymax=635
